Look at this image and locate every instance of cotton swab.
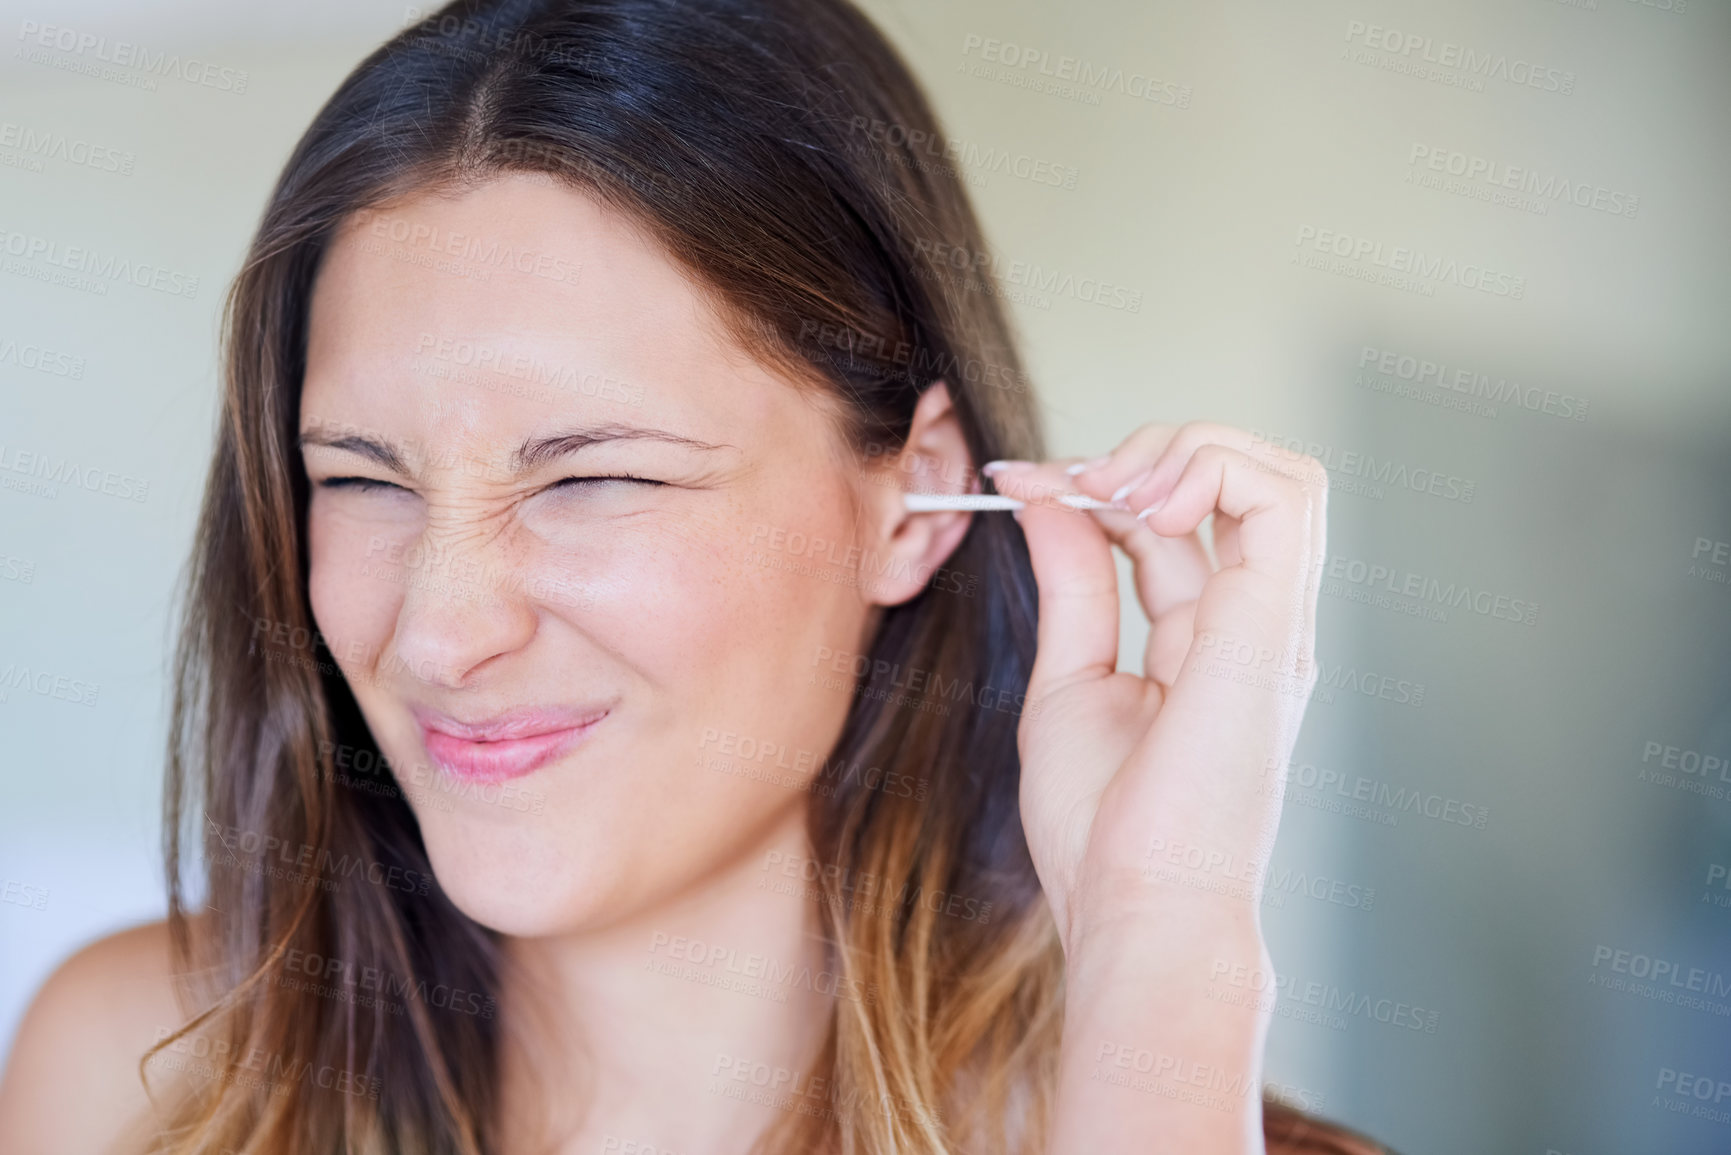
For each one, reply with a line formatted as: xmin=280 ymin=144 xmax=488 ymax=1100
xmin=901 ymin=493 xmax=1121 ymax=512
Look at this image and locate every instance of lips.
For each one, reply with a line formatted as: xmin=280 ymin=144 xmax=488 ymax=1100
xmin=414 ymin=705 xmax=610 ymax=784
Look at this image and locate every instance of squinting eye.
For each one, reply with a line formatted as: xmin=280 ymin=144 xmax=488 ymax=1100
xmin=318 ymin=476 xmax=408 ymax=492
xmin=552 ymin=475 xmax=664 ymax=490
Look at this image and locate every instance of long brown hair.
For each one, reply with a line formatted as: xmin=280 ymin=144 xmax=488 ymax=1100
xmin=153 ymin=2 xmax=1383 ymax=1152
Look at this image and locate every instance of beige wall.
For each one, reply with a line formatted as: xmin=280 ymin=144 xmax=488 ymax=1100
xmin=3 ymin=2 xmax=1728 ymax=1151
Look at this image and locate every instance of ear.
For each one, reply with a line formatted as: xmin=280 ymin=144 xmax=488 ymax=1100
xmin=856 ymin=381 xmax=979 ymax=607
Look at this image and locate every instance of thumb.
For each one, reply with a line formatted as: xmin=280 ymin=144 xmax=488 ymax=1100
xmin=991 ymin=462 xmax=1121 ymax=699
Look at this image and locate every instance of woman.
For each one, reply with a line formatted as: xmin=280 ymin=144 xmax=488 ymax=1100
xmin=0 ymin=0 xmax=1382 ymax=1151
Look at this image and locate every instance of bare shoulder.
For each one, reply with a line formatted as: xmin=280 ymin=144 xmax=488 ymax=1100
xmin=0 ymin=919 xmax=189 ymax=1155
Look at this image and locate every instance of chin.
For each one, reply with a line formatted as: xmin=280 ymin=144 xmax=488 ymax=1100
xmin=415 ymin=812 xmax=633 ymax=938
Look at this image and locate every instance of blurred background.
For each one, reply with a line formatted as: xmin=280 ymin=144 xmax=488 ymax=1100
xmin=2 ymin=0 xmax=1728 ymax=1151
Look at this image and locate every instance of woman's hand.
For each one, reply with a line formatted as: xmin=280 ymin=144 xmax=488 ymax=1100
xmin=984 ymin=423 xmax=1328 ymax=1152
xmin=986 ymin=422 xmax=1328 ymax=953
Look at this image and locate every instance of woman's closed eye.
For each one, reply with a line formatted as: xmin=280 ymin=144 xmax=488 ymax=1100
xmin=523 ymin=473 xmax=670 ymax=542
xmin=318 ymin=475 xmax=407 ymax=492
xmin=314 ymin=475 xmax=665 ymax=493
xmin=536 ymin=474 xmax=668 ymax=521
xmin=551 ymin=474 xmax=664 ymax=491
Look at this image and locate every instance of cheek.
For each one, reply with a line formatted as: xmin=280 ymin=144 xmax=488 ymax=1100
xmin=306 ymin=500 xmax=411 ymax=667
xmin=593 ymin=505 xmax=872 ymax=822
xmin=546 ymin=502 xmax=859 ymax=695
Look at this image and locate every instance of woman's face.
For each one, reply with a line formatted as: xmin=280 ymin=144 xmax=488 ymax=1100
xmin=299 ymin=174 xmax=968 ymax=936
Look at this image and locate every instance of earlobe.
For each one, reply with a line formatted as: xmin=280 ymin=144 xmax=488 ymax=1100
xmin=857 ymin=381 xmax=978 ymax=608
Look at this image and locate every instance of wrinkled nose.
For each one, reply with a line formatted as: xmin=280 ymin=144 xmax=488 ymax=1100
xmin=384 ymin=521 xmax=539 ymax=689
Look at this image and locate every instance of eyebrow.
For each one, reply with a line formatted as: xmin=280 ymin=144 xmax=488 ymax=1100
xmin=512 ymin=425 xmax=734 ymax=473
xmin=297 ymin=432 xmax=409 ymax=473
xmin=297 ymin=423 xmax=733 ymax=477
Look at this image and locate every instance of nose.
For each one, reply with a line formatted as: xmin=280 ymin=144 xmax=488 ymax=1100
xmin=385 ymin=521 xmax=538 ymax=689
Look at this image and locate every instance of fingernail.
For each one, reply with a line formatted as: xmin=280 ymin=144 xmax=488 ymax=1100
xmin=1065 ymin=456 xmax=1110 ymax=476
xmin=1136 ymin=497 xmax=1165 ymax=521
xmin=982 ymin=459 xmax=1034 ymax=475
xmin=1110 ymin=468 xmax=1154 ymax=503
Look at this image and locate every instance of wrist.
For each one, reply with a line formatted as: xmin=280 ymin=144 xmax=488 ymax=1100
xmin=1061 ymin=910 xmax=1270 ymax=1033
xmin=1053 ymin=911 xmax=1273 ymax=1153
xmin=1060 ymin=887 xmax=1269 ymax=971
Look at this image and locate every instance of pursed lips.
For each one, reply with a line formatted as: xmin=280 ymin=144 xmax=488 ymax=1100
xmin=414 ymin=704 xmax=610 ymax=783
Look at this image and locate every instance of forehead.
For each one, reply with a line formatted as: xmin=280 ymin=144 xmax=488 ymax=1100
xmin=302 ymin=173 xmax=786 ymax=446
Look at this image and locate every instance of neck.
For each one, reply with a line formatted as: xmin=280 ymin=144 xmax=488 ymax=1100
xmin=498 ymin=802 xmax=837 ymax=1154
